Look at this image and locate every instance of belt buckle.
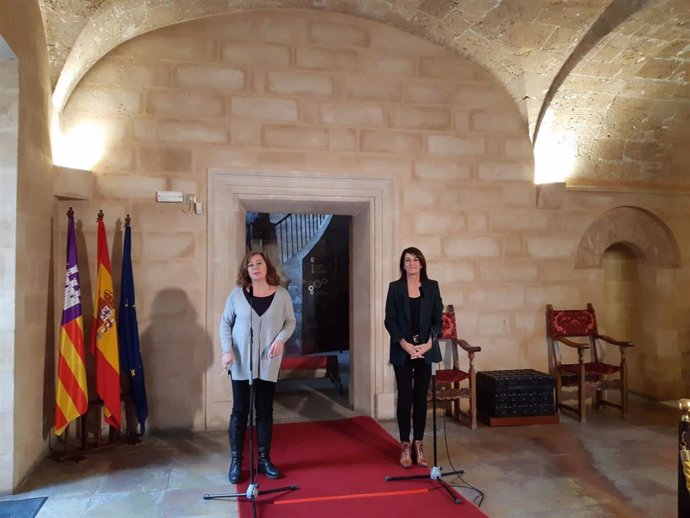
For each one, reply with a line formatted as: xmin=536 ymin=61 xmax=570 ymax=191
xmin=412 ymin=335 xmax=420 ymax=344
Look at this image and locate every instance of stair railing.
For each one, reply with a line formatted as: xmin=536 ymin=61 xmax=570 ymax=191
xmin=275 ymin=213 xmax=329 ymax=264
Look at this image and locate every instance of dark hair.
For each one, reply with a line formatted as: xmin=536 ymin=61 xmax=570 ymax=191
xmin=236 ymin=250 xmax=282 ymax=288
xmin=398 ymin=247 xmax=428 ymax=281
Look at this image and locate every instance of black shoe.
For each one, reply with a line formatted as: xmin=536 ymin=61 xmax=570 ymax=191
xmin=228 ymin=454 xmax=243 ymax=484
xmin=257 ymin=452 xmax=281 ymax=479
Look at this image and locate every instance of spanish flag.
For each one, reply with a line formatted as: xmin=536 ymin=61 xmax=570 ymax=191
xmin=55 ymin=208 xmax=88 ymax=436
xmin=90 ymin=210 xmax=121 ymax=429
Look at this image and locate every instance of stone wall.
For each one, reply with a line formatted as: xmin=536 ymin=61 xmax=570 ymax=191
xmin=0 ymin=44 xmax=18 ymax=495
xmin=0 ymin=0 xmax=54 ymax=494
xmin=58 ymin=10 xmax=690 ymax=432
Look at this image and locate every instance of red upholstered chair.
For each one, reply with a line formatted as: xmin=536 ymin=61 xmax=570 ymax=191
xmin=431 ymin=305 xmax=481 ymax=429
xmin=545 ymin=303 xmax=634 ymax=422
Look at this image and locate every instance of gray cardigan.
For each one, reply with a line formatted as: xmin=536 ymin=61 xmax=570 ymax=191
xmin=219 ymin=285 xmax=296 ymax=382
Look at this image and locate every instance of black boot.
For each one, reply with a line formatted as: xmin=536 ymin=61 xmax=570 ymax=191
xmin=257 ymin=447 xmax=281 ymax=479
xmin=255 ymin=381 xmax=279 ymax=479
xmin=228 ymin=415 xmax=246 ymax=484
xmin=228 ymin=451 xmax=242 ymax=484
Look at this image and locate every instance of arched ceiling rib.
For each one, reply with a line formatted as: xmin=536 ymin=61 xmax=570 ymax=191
xmin=545 ymin=0 xmax=690 ymax=191
xmin=534 ymin=0 xmax=651 ymax=141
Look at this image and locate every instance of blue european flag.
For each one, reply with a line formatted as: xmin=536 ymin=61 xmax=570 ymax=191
xmin=118 ymin=216 xmax=148 ymax=434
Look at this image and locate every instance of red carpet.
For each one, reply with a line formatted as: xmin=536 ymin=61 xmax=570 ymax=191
xmin=280 ymin=356 xmax=327 ymax=370
xmin=238 ymin=416 xmax=489 ymax=518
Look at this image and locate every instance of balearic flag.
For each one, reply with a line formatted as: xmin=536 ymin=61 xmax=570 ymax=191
xmin=90 ymin=210 xmax=121 ymax=429
xmin=55 ymin=208 xmax=88 ymax=436
xmin=118 ymin=215 xmax=148 ymax=434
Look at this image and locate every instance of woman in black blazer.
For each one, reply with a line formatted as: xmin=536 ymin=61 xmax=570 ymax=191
xmin=385 ymin=247 xmax=443 ymax=469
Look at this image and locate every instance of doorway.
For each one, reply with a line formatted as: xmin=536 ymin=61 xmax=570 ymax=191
xmin=205 ymin=170 xmax=396 ymax=430
xmin=246 ymin=212 xmax=351 ymax=357
xmin=246 ymin=211 xmax=353 ymax=421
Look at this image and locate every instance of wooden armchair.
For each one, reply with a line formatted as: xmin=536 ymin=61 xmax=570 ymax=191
xmin=545 ymin=303 xmax=634 ymax=422
xmin=431 ymin=305 xmax=481 ymax=429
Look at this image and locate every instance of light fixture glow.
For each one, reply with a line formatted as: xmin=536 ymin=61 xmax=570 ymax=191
xmin=52 ymin=120 xmax=107 ymax=171
xmin=533 ymin=111 xmax=577 ymax=185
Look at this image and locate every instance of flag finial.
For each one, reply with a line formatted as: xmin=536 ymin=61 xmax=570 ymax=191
xmin=125 ymin=214 xmax=131 ymax=225
xmin=66 ymin=207 xmax=74 ymax=218
xmin=97 ymin=210 xmax=104 ymax=222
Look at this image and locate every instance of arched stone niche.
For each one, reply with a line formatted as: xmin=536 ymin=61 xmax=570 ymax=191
xmin=575 ymin=206 xmax=681 ymax=269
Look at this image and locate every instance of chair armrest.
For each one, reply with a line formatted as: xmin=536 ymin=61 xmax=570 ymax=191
xmin=456 ymin=338 xmax=481 ymax=354
xmin=556 ymin=336 xmax=590 ymax=350
xmin=596 ymin=334 xmax=634 ymax=348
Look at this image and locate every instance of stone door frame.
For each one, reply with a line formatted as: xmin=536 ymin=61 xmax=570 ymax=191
xmin=205 ymin=169 xmax=397 ymax=429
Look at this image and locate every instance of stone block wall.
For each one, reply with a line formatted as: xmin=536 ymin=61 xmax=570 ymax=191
xmin=55 ymin=10 xmax=690 ymax=431
xmin=0 ymin=52 xmax=18 ymax=495
xmin=0 ymin=0 xmax=55 ymax=494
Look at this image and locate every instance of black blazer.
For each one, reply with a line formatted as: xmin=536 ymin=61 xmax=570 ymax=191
xmin=384 ymin=278 xmax=443 ymax=366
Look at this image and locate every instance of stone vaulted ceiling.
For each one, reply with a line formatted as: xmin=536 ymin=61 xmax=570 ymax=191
xmin=37 ymin=0 xmax=690 ymax=192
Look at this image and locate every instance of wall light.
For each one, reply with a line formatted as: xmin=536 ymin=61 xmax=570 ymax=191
xmin=156 ymin=191 xmax=184 ymax=203
xmin=53 ymin=120 xmax=107 ymax=171
xmin=155 ymin=191 xmax=203 ymax=215
xmin=533 ymin=110 xmax=576 ymax=185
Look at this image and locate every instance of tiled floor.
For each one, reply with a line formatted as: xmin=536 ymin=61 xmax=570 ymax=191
xmin=1 ymin=375 xmax=680 ymax=518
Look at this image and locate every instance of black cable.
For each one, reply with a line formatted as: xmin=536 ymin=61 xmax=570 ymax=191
xmin=439 ymin=410 xmax=486 ymax=507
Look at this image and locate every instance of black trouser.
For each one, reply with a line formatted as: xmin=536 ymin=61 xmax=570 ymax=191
xmin=229 ymin=378 xmax=277 ymax=452
xmin=393 ymin=358 xmax=432 ymax=442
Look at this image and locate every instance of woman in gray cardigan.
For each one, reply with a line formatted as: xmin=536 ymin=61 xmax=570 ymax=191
xmin=220 ymin=250 xmax=296 ymax=484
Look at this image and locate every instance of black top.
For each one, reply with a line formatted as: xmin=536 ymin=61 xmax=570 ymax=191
xmin=244 ymin=290 xmax=275 ymax=317
xmin=409 ymin=296 xmax=421 ymax=342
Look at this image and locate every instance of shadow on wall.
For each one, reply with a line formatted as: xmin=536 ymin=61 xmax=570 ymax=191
xmin=140 ymin=288 xmax=211 ymax=430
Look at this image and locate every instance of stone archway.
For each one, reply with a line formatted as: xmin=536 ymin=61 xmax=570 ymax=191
xmin=575 ymin=206 xmax=680 ymax=269
xmin=575 ymin=206 xmax=682 ymax=400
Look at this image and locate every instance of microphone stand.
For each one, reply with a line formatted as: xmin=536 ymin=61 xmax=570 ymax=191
xmin=385 ymin=362 xmax=464 ymax=504
xmin=204 ymin=285 xmax=298 ymax=517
